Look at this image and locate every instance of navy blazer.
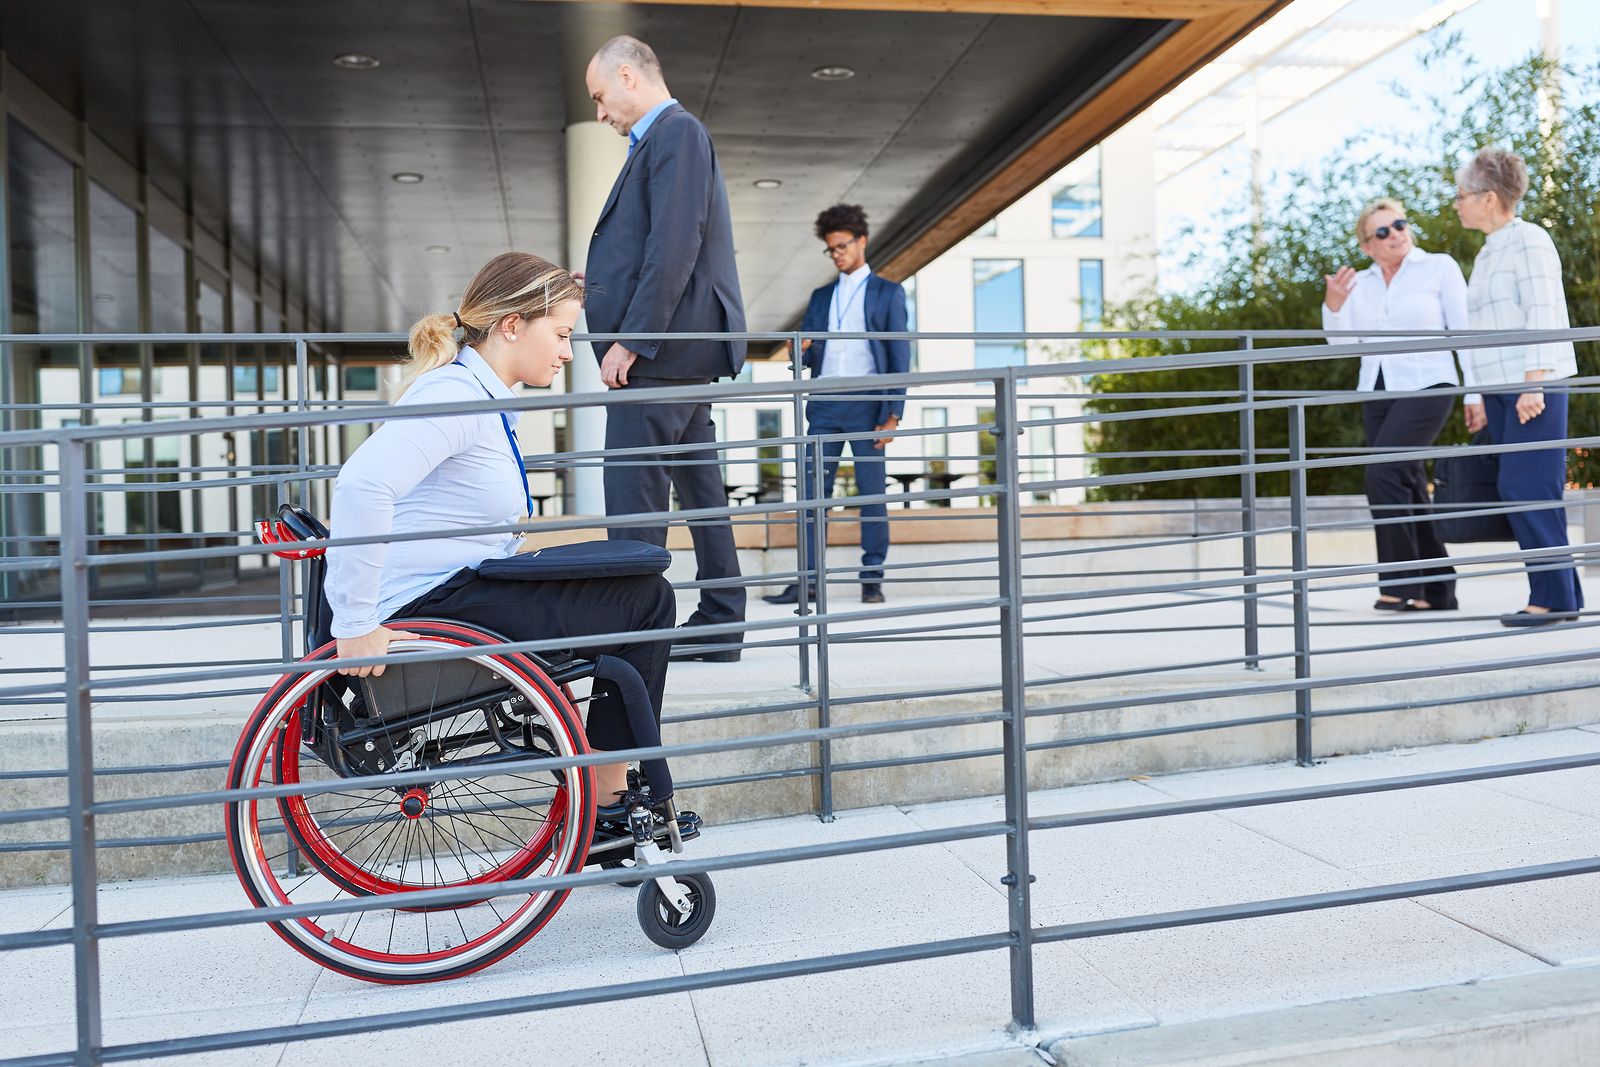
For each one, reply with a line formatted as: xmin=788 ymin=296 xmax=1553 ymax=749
xmin=585 ymin=103 xmax=747 ymax=380
xmin=801 ymin=273 xmax=912 ymax=425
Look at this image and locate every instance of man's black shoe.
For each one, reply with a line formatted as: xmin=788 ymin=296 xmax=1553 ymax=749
xmin=761 ymin=584 xmax=816 ymax=605
xmin=861 ymin=584 xmax=885 ymax=604
xmin=671 ymin=638 xmax=742 ymax=663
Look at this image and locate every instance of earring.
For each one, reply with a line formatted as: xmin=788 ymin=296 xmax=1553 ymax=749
xmin=509 ymin=334 xmax=517 ymax=342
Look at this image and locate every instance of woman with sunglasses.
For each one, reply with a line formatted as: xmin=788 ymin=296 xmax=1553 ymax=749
xmin=1454 ymin=147 xmax=1582 ymax=626
xmin=1324 ymin=199 xmax=1468 ymax=612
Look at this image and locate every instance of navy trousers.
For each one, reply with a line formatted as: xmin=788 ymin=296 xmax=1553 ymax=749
xmin=801 ymin=399 xmax=889 ymax=586
xmin=1484 ymin=389 xmax=1583 ymax=612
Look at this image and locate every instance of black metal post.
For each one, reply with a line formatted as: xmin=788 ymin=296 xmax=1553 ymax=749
xmin=1287 ymin=402 xmax=1314 ymax=766
xmin=1239 ymin=338 xmax=1260 ymax=670
xmin=994 ymin=372 xmax=1036 ymax=1029
xmin=60 ymin=437 xmax=105 ymax=1066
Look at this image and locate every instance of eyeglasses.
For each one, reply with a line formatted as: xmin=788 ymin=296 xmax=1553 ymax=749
xmin=822 ymin=237 xmax=861 ymax=257
xmin=1366 ymin=218 xmax=1409 ymax=241
xmin=1454 ymin=189 xmax=1487 ymax=203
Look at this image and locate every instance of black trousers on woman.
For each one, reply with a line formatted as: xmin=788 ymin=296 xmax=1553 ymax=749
xmin=1361 ymin=374 xmax=1456 ymax=605
xmin=392 ymin=570 xmax=675 ymax=752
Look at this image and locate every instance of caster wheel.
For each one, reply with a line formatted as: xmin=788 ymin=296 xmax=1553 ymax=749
xmin=637 ymin=872 xmax=715 ymax=950
xmin=602 ymin=855 xmax=644 ymax=888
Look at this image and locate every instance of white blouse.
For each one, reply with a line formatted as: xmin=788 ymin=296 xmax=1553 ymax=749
xmin=325 ymin=347 xmax=525 ymax=638
xmin=1321 ymin=248 xmax=1468 ymax=393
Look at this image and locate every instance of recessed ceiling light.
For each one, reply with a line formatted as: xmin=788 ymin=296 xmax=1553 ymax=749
xmin=810 ymin=65 xmax=855 ymax=82
xmin=92 ymin=293 xmax=116 ymax=303
xmin=752 ymin=179 xmax=782 ymax=190
xmin=334 ymin=53 xmax=380 ymax=70
xmin=426 ymin=244 xmax=451 ymax=255
xmin=391 ymin=172 xmax=424 ymax=184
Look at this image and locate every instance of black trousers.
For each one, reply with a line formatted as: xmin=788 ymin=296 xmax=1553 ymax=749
xmin=393 ymin=570 xmax=674 ymax=752
xmin=603 ymin=376 xmax=745 ymax=634
xmin=1361 ymin=376 xmax=1456 ymax=604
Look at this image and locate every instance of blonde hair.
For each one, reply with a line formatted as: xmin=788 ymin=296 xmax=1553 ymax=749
xmin=401 ymin=252 xmax=584 ymax=393
xmin=1355 ymin=198 xmax=1405 ymax=242
xmin=1456 ymin=147 xmax=1529 ymax=209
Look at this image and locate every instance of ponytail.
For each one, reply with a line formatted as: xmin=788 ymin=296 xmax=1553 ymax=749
xmin=396 ymin=252 xmax=583 ymax=396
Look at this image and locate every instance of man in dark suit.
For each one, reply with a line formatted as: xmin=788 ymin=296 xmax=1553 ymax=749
xmin=765 ymin=204 xmax=911 ymax=606
xmin=584 ymin=36 xmax=747 ymax=661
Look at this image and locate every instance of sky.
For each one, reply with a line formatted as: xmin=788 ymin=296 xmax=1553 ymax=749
xmin=1155 ymin=0 xmax=1600 ymax=291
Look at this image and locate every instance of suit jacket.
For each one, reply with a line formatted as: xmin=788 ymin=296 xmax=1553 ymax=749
xmin=584 ymin=103 xmax=747 ymax=380
xmin=801 ymin=273 xmax=912 ymax=425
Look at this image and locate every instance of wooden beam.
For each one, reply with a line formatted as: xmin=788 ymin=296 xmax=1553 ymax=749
xmin=877 ymin=1 xmax=1287 ymax=280
xmin=615 ymin=0 xmax=1254 ymax=18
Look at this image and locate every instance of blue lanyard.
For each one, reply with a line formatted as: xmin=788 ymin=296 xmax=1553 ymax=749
xmin=831 ymin=275 xmax=867 ymax=332
xmin=450 ymin=359 xmax=533 ymax=517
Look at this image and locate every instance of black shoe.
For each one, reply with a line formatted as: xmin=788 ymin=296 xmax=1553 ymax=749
xmin=672 ymin=637 xmax=742 ymax=662
xmin=1373 ymin=598 xmax=1409 ymax=611
xmin=861 ymin=584 xmax=885 ymax=604
xmin=761 ymin=584 xmax=815 ymax=605
xmin=1501 ymin=609 xmax=1577 ymax=628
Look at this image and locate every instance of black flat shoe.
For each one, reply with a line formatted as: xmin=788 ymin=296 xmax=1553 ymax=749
xmin=671 ymin=641 xmax=742 ymax=662
xmin=1500 ymin=610 xmax=1577 ymax=628
xmin=1373 ymin=599 xmax=1409 ymax=611
xmin=1414 ymin=600 xmax=1459 ymax=612
xmin=761 ymin=584 xmax=815 ymax=605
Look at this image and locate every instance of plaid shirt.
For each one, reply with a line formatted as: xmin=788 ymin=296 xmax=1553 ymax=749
xmin=1463 ymin=218 xmax=1577 ymax=389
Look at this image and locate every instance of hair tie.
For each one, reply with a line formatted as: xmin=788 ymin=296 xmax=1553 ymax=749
xmin=452 ymin=311 xmax=463 ymax=330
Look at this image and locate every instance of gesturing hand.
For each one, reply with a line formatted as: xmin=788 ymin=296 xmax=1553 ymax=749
xmin=600 ymin=343 xmax=639 ymax=389
xmin=336 ymin=625 xmax=421 ymax=678
xmin=1323 ymin=266 xmax=1357 ymax=313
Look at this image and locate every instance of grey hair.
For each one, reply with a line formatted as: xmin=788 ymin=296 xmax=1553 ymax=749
xmin=593 ymin=35 xmax=664 ymax=84
xmin=1456 ymin=147 xmax=1529 ymax=208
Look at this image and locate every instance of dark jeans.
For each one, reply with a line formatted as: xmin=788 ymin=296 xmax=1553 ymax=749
xmin=1361 ymin=377 xmax=1457 ymax=604
xmin=1484 ymin=389 xmax=1583 ymax=613
xmin=394 ymin=569 xmax=675 ymax=751
xmin=801 ymin=399 xmax=889 ymax=585
xmin=602 ymin=376 xmax=745 ymax=635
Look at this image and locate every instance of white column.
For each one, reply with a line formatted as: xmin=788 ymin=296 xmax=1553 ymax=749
xmin=565 ymin=120 xmax=626 ymax=516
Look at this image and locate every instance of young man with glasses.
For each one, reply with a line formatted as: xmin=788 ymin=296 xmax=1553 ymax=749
xmin=765 ymin=204 xmax=911 ymax=606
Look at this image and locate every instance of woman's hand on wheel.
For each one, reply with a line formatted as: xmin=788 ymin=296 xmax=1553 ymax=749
xmin=1464 ymin=402 xmax=1487 ymax=434
xmin=336 ymin=626 xmax=420 ymax=678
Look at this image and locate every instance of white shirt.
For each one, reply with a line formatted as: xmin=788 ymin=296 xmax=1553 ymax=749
xmin=325 ymin=346 xmax=524 ymax=638
xmin=819 ymin=264 xmax=875 ymax=378
xmin=1463 ymin=217 xmax=1578 ymax=387
xmin=1321 ymin=248 xmax=1467 ymax=392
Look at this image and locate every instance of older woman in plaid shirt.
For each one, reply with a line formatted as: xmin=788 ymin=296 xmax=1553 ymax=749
xmin=1454 ymin=147 xmax=1582 ymax=626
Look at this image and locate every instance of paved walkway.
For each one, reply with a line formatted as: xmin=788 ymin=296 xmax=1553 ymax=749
xmin=5 ymin=725 xmax=1599 ymax=1065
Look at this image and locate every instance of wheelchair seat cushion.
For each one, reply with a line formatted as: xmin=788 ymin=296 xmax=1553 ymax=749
xmin=477 ymin=540 xmax=670 ymax=582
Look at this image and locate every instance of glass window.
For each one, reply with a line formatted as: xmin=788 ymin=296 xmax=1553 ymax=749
xmin=922 ymin=407 xmax=948 ymax=471
xmin=7 ymin=120 xmax=78 ymax=333
xmin=87 ymin=183 xmax=139 ymax=333
xmin=1052 ymin=147 xmax=1103 ymax=239
xmin=1079 ymin=259 xmax=1104 ymax=329
xmin=1027 ymin=405 xmax=1056 ymax=503
xmin=973 ymin=259 xmax=1025 ymax=369
xmin=756 ymin=409 xmax=784 ymax=500
xmin=148 ymin=228 xmax=188 ymax=333
xmin=903 ymin=274 xmax=919 ymax=372
xmin=343 ymin=366 xmax=379 ymax=391
xmin=974 ymin=219 xmax=998 ymax=238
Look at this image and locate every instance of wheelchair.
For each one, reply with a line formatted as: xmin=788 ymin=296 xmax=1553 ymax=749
xmin=224 ymin=505 xmax=716 ymax=984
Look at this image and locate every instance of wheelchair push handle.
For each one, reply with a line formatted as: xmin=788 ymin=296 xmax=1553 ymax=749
xmin=256 ymin=504 xmax=329 ymax=560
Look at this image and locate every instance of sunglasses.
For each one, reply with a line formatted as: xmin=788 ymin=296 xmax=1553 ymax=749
xmin=1366 ymin=218 xmax=1409 ymax=241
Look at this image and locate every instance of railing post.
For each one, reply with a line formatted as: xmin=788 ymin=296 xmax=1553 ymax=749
xmin=60 ymin=436 xmax=104 ymax=1066
xmin=1287 ymin=402 xmax=1314 ymax=766
xmin=791 ymin=329 xmax=811 ymax=693
xmin=811 ymin=433 xmax=834 ymax=823
xmin=994 ymin=371 xmax=1036 ymax=1031
xmin=1238 ymin=338 xmax=1260 ymax=670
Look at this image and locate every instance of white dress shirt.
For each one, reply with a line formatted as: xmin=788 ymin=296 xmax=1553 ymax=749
xmin=1321 ymin=248 xmax=1467 ymax=393
xmin=325 ymin=346 xmax=524 ymax=638
xmin=819 ymin=263 xmax=876 ymax=378
xmin=1463 ymin=217 xmax=1578 ymax=387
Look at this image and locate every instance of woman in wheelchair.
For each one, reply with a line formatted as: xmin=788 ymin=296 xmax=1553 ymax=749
xmin=226 ymin=253 xmax=714 ymax=983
